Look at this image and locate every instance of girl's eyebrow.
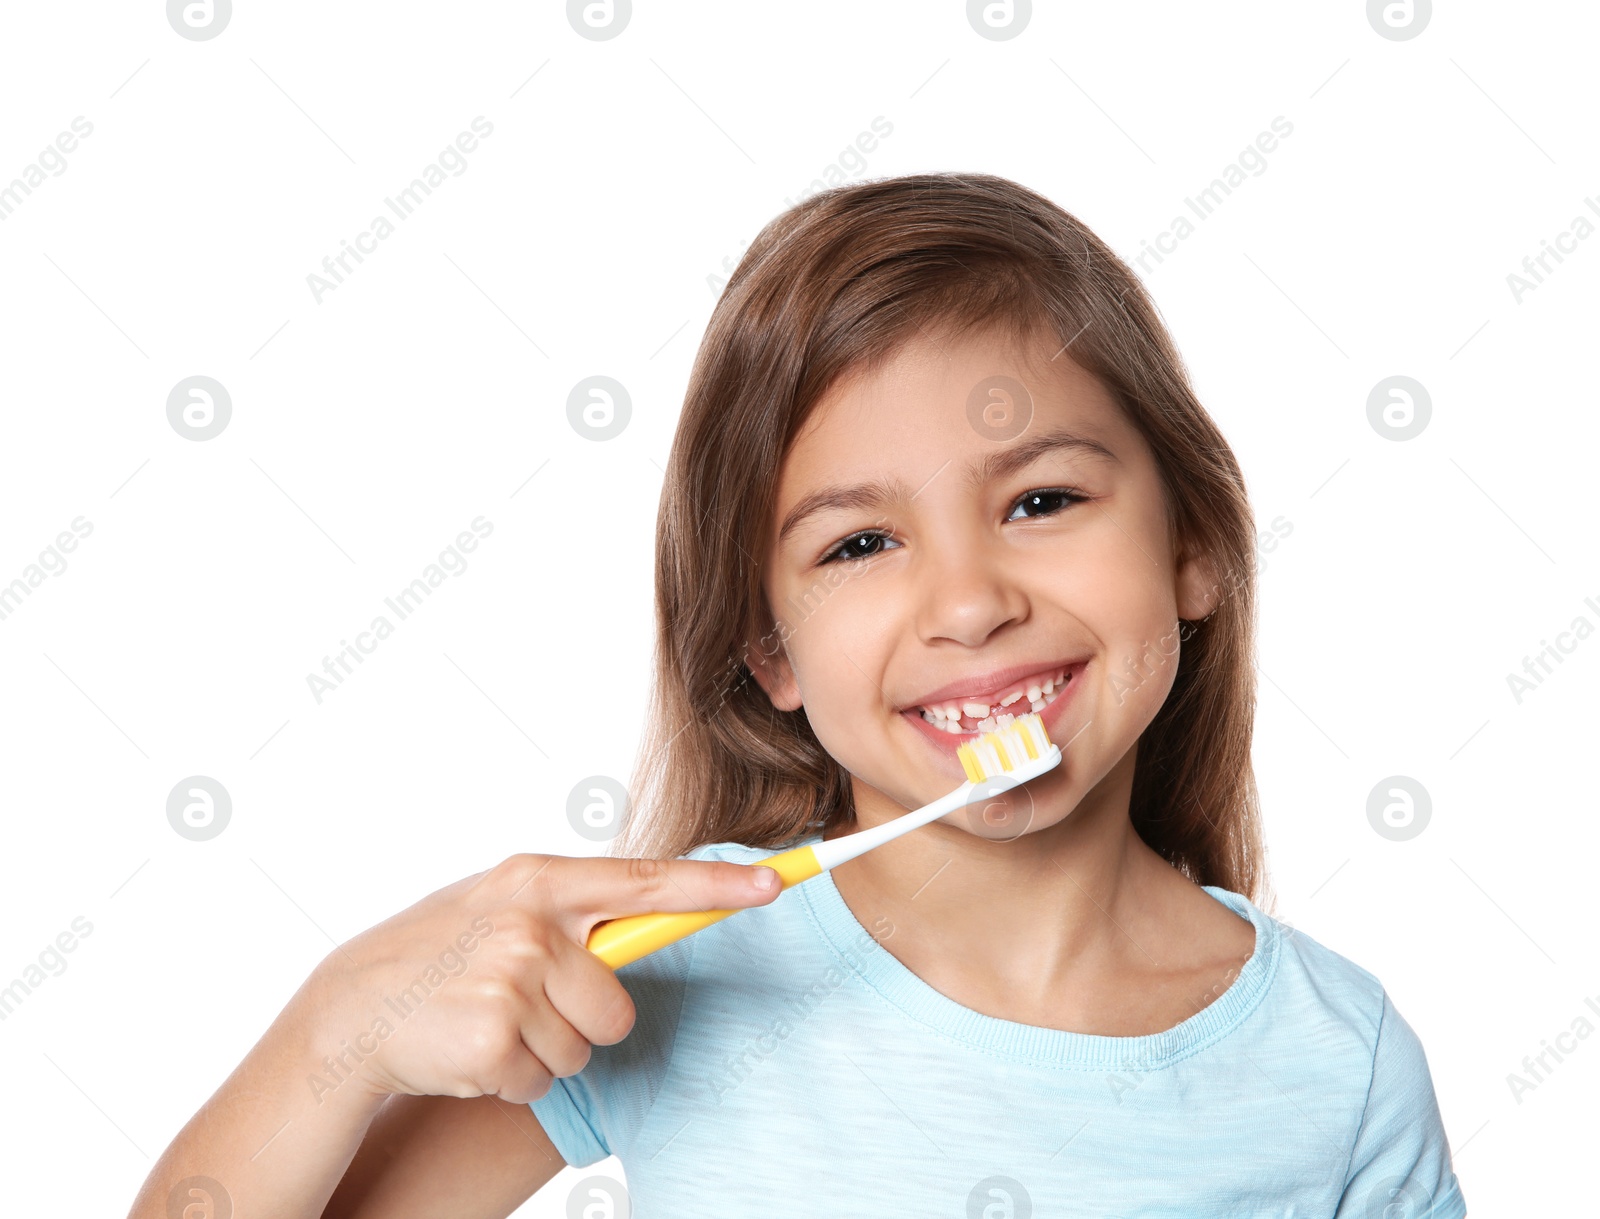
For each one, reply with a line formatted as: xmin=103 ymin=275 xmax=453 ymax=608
xmin=962 ymin=425 xmax=1120 ymax=489
xmin=776 ymin=427 xmax=1119 ymax=546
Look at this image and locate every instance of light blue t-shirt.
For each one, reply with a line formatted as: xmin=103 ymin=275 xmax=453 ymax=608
xmin=531 ymin=835 xmax=1467 ymax=1217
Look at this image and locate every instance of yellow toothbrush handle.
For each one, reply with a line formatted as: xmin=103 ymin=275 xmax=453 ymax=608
xmin=586 ymin=843 xmax=824 ymax=970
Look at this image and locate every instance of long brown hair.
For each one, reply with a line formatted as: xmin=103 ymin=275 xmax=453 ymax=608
xmin=610 ymin=171 xmax=1272 ymax=911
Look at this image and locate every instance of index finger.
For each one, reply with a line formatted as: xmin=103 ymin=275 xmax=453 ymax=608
xmin=519 ymin=854 xmax=780 ymax=943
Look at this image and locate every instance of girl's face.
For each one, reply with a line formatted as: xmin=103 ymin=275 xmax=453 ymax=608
xmin=748 ymin=324 xmax=1220 ymax=840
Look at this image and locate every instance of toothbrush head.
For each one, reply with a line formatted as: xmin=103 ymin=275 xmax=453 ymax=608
xmin=956 ymin=712 xmax=1061 ymax=786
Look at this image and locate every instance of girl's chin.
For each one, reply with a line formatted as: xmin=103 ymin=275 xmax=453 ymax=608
xmin=841 ymin=758 xmax=1069 ymax=843
xmin=938 ymin=793 xmax=1042 ymax=841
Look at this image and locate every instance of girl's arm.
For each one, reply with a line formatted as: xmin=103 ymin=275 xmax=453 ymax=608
xmin=322 ymin=1093 xmax=564 ymax=1218
xmin=123 ymin=969 xmax=401 ymax=1219
xmin=124 ymin=852 xmax=780 ymax=1219
xmin=125 ymin=980 xmax=566 ymax=1219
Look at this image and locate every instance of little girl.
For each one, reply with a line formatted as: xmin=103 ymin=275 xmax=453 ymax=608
xmin=133 ymin=172 xmax=1467 ymax=1219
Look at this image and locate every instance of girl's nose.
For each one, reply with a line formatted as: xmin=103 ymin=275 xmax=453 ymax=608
xmin=909 ymin=534 xmax=1030 ymax=647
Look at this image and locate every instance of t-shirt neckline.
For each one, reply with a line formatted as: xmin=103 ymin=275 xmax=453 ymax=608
xmin=792 ymin=832 xmax=1280 ymax=1071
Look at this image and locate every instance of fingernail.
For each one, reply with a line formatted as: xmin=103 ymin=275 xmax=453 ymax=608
xmin=753 ymin=866 xmax=778 ymax=891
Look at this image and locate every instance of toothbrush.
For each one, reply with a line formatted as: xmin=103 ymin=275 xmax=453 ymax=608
xmin=586 ymin=712 xmax=1061 ymax=969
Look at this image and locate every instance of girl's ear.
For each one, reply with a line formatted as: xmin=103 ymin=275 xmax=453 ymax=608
xmin=742 ymin=629 xmax=804 ymax=711
xmin=1175 ymin=544 xmax=1225 ymax=622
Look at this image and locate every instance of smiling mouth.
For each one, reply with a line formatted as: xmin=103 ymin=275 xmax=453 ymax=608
xmin=912 ymin=665 xmax=1075 ymax=735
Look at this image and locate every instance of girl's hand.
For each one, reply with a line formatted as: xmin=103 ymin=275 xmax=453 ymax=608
xmin=297 ymin=853 xmax=780 ymax=1105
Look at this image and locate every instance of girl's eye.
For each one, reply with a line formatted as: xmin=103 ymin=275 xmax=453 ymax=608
xmin=1006 ymin=487 xmax=1088 ymax=522
xmin=816 ymin=487 xmax=1088 ymax=565
xmin=818 ymin=529 xmax=901 ymax=565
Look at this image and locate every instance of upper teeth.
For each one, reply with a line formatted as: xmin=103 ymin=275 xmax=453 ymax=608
xmin=917 ymin=667 xmax=1072 ymax=734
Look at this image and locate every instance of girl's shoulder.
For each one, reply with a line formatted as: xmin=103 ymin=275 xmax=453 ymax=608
xmin=682 ymin=838 xmax=795 ymax=861
xmin=1227 ymin=892 xmax=1392 ymax=1040
xmin=1202 ymin=889 xmax=1465 ymax=1213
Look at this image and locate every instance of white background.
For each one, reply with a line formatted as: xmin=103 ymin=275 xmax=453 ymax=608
xmin=1 ymin=0 xmax=1593 ymax=1213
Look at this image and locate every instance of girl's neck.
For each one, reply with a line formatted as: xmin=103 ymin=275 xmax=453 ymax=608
xmin=819 ymin=748 xmax=1249 ymax=1033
